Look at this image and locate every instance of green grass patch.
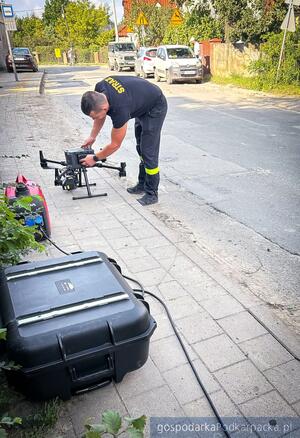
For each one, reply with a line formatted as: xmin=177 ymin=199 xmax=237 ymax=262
xmin=211 ymin=74 xmax=300 ymax=96
xmin=0 ymin=374 xmax=61 ymax=438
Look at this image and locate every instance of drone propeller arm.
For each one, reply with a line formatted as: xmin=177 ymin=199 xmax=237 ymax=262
xmin=39 ymin=150 xmax=66 ymax=168
xmin=94 ymin=161 xmax=126 ymax=177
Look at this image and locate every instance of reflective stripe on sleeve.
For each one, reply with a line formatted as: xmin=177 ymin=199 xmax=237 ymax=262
xmin=145 ymin=167 xmax=160 ymax=175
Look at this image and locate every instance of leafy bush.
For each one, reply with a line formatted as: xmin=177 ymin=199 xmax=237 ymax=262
xmin=0 ymin=192 xmax=44 ymax=267
xmin=250 ymin=31 xmax=300 ymax=85
xmin=85 ymin=410 xmax=146 ymax=438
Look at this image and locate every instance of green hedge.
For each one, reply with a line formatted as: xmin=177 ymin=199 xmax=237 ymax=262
xmin=34 ymin=46 xmax=108 ymax=64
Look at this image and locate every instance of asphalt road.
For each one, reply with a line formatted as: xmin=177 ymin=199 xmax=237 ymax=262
xmin=43 ymin=65 xmax=300 ymax=313
xmin=44 ymin=65 xmax=300 ymax=254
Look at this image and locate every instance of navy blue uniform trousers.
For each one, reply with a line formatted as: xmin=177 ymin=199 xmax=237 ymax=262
xmin=134 ymin=94 xmax=168 ymax=195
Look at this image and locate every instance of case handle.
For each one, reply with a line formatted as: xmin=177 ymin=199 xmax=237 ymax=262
xmin=70 ymin=354 xmax=114 ymax=385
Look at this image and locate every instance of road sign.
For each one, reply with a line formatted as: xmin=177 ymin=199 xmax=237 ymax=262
xmin=170 ymin=8 xmax=183 ymax=26
xmin=1 ymin=4 xmax=17 ymax=30
xmin=136 ymin=12 xmax=148 ymax=26
xmin=55 ymin=48 xmax=62 ymax=58
xmin=285 ymin=0 xmax=300 ymax=5
xmin=2 ymin=4 xmax=14 ymax=17
xmin=281 ymin=5 xmax=296 ymax=31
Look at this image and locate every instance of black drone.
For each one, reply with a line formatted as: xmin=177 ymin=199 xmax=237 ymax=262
xmin=39 ymin=148 xmax=126 ymax=201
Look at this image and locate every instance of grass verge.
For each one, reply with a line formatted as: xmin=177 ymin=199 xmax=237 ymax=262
xmin=211 ymin=75 xmax=300 ymax=97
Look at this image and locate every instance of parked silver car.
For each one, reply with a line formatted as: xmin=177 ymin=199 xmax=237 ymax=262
xmin=134 ymin=47 xmax=157 ymax=78
xmin=108 ymin=42 xmax=136 ymax=72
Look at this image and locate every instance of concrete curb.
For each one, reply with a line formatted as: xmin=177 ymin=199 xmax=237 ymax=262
xmin=39 ymin=69 xmax=46 ymax=95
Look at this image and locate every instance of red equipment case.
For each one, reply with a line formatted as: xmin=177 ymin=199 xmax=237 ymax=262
xmin=5 ymin=175 xmax=51 ymax=238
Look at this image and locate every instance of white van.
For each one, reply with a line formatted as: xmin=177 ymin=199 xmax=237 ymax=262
xmin=154 ymin=45 xmax=203 ymax=84
xmin=108 ymin=42 xmax=136 ymax=72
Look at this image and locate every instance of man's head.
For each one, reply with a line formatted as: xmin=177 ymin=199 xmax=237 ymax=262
xmin=81 ymin=91 xmax=109 ymax=120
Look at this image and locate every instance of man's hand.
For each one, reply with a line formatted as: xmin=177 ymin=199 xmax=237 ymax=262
xmin=80 ymin=154 xmax=96 ymax=167
xmin=81 ymin=136 xmax=96 ymax=149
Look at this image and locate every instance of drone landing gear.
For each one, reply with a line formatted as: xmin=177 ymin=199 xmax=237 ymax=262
xmin=72 ymin=167 xmax=107 ymax=201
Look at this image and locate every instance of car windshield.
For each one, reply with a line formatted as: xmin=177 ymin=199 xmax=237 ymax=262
xmin=167 ymin=47 xmax=194 ymax=59
xmin=13 ymin=48 xmax=30 ymax=55
xmin=114 ymin=44 xmax=135 ymax=52
xmin=145 ymin=49 xmax=157 ymax=58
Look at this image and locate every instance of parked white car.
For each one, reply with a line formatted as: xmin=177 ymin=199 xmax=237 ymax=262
xmin=154 ymin=45 xmax=203 ymax=84
xmin=134 ymin=47 xmax=157 ymax=78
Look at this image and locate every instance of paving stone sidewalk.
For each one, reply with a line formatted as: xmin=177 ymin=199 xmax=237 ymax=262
xmin=0 ymin=72 xmax=299 ymax=438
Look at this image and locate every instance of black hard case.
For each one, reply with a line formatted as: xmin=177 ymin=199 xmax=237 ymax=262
xmin=0 ymin=251 xmax=156 ymax=400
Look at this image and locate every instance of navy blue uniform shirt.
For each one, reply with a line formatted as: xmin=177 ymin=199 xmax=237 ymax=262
xmin=94 ymin=76 xmax=163 ymax=129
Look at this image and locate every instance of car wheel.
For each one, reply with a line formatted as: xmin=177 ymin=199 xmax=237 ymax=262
xmin=154 ymin=69 xmax=160 ymax=82
xmin=195 ymin=79 xmax=202 ymax=84
xmin=33 ymin=66 xmax=39 ymax=72
xmin=166 ymin=70 xmax=173 ymax=84
xmin=109 ymin=63 xmax=114 ymax=71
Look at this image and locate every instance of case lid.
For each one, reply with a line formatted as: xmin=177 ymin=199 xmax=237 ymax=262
xmin=4 ymin=251 xmax=128 ymax=321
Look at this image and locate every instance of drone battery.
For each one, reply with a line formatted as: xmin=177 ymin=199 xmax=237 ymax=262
xmin=5 ymin=175 xmax=51 ymax=239
xmin=64 ymin=148 xmax=94 ymax=169
xmin=0 ymin=251 xmax=156 ymax=401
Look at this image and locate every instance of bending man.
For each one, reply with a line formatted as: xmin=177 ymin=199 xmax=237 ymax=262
xmin=80 ymin=75 xmax=168 ymax=206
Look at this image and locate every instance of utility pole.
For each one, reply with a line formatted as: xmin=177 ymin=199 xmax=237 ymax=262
xmin=61 ymin=5 xmax=71 ymax=45
xmin=112 ymin=0 xmax=119 ymax=42
xmin=0 ymin=1 xmax=18 ymax=81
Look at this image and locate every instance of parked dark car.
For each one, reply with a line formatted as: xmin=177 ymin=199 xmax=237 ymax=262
xmin=6 ymin=48 xmax=38 ymax=72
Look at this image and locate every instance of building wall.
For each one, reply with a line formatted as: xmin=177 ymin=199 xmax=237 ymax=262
xmin=210 ymin=43 xmax=260 ymax=77
xmin=0 ymin=18 xmax=9 ymax=70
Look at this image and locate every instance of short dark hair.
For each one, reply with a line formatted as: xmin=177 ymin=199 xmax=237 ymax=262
xmin=81 ymin=91 xmax=107 ymax=115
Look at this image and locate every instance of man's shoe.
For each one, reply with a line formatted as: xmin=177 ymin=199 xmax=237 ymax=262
xmin=127 ymin=183 xmax=145 ymax=194
xmin=137 ymin=193 xmax=158 ymax=206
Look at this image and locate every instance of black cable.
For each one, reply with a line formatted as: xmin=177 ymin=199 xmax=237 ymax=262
xmin=39 ymin=228 xmax=70 ymax=256
xmin=122 ymin=275 xmax=145 ymax=298
xmin=132 ymin=286 xmax=232 ymax=438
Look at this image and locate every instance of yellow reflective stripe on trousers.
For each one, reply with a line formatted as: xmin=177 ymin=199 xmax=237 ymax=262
xmin=145 ymin=167 xmax=160 ymax=175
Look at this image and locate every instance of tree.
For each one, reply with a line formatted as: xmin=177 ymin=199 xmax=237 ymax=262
xmin=212 ymin=0 xmax=286 ymax=44
xmin=212 ymin=0 xmax=247 ymax=42
xmin=163 ymin=13 xmax=222 ymax=45
xmin=126 ymin=1 xmax=173 ymax=46
xmin=43 ymin=0 xmax=70 ymax=28
xmin=54 ymin=0 xmax=111 ymax=48
xmin=13 ymin=16 xmax=50 ymax=49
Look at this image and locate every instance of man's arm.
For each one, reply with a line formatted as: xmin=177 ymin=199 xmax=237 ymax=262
xmin=82 ymin=116 xmax=106 ymax=148
xmin=80 ymin=123 xmax=128 ymax=166
xmin=95 ymin=124 xmax=128 ymax=160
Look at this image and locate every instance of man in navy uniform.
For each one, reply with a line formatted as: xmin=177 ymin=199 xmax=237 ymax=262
xmin=80 ymin=76 xmax=168 ymax=206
